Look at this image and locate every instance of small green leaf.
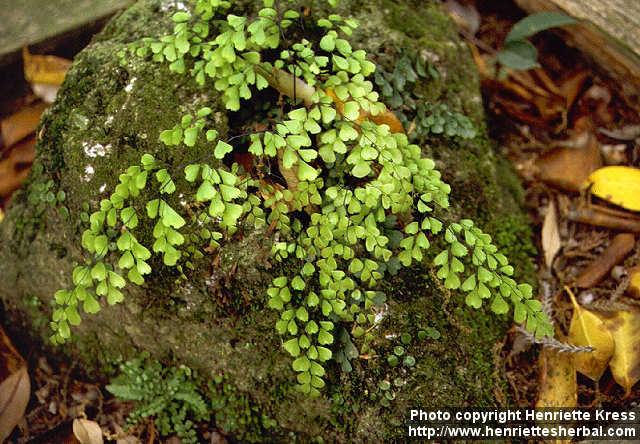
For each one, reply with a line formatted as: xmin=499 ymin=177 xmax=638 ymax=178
xmin=466 ymin=290 xmax=482 ymax=309
xmin=506 ymin=12 xmax=576 ymax=43
xmin=128 ymin=268 xmax=144 ymax=285
xmin=497 ymin=40 xmax=539 ymax=71
xmin=196 ymin=181 xmax=217 ymax=201
xmin=107 ymin=287 xmax=124 ymax=305
xmin=108 ymin=271 xmax=126 ymax=288
xmin=514 ymin=302 xmax=527 ymax=323
xmin=91 ymin=262 xmax=107 ymax=281
xmin=352 ymin=161 xmax=370 ymax=178
xmin=306 ymin=320 xmax=319 ymax=334
xmin=461 ymin=274 xmax=477 ymax=292
xmin=172 ymin=11 xmax=191 ymax=22
xmin=296 ymin=306 xmax=309 ymax=322
xmin=297 ymin=161 xmax=319 ymax=181
xmin=284 ymin=338 xmax=301 ymax=356
xmin=65 ymin=306 xmax=81 ymax=326
xmin=433 ymin=250 xmax=448 ymax=266
xmin=343 ymin=101 xmax=359 ymax=121
xmin=491 ymin=295 xmax=509 ymax=314
xmin=291 ymin=275 xmax=305 ymax=290
xmin=159 ymin=201 xmax=186 ymax=229
xmin=121 ymin=207 xmax=138 ymax=228
xmin=292 ymin=355 xmax=311 ymax=372
xmin=184 ymin=127 xmax=198 ymax=146
xmin=317 ymin=346 xmax=332 ymax=362
xmin=214 ymin=140 xmax=233 ymax=159
xmin=118 ymin=251 xmax=135 ymax=269
xmin=94 ymin=235 xmax=109 ymax=255
xmin=318 ymin=330 xmax=333 ymax=345
xmin=319 ymin=33 xmax=336 ymax=52
xmin=146 ymin=199 xmax=160 ymax=219
xmin=83 ymin=294 xmax=101 ymax=314
xmin=185 ymin=164 xmax=200 ymax=182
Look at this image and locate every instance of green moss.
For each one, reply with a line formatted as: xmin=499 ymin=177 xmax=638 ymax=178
xmin=0 ymin=0 xmax=537 ymax=441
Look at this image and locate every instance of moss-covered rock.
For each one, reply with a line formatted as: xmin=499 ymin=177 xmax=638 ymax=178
xmin=0 ymin=0 xmax=535 ymax=441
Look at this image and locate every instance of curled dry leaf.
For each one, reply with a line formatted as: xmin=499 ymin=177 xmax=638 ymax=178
xmin=0 ymin=326 xmax=30 ymax=442
xmin=558 ymin=71 xmax=589 ymax=111
xmin=536 ymin=346 xmax=577 ymax=408
xmin=566 ymin=287 xmax=615 ymax=381
xmin=599 ymin=125 xmax=640 ymax=141
xmin=587 ymin=166 xmax=640 ymax=211
xmin=535 ymin=131 xmax=601 ymax=192
xmin=541 ymin=199 xmax=561 ymax=268
xmin=599 ymin=309 xmax=640 ymax=396
xmin=0 ymin=136 xmax=37 ymax=198
xmin=574 ymin=233 xmax=635 ymax=288
xmin=72 ymin=418 xmax=104 ymax=444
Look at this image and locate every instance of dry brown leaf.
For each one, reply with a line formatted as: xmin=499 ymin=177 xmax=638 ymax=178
xmin=0 ymin=101 xmax=47 ymax=149
xmin=535 ymin=131 xmax=602 ymax=192
xmin=574 ymin=233 xmax=635 ymax=288
xmin=73 ymin=418 xmax=104 ymax=444
xmin=599 ymin=309 xmax=640 ymax=396
xmin=23 ymin=47 xmax=72 ymax=86
xmin=568 ymin=205 xmax=640 ymax=233
xmin=0 ymin=136 xmax=36 ymax=198
xmin=542 ymin=199 xmax=561 ymax=268
xmin=536 ymin=346 xmax=577 ymax=408
xmin=0 ymin=326 xmax=31 ymax=442
xmin=566 ymin=286 xmax=615 ymax=380
xmin=116 ymin=436 xmax=142 ymax=444
xmin=558 ymin=71 xmax=589 ymax=110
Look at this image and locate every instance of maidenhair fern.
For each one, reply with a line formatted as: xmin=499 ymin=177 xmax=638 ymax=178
xmin=50 ymin=0 xmax=553 ymax=397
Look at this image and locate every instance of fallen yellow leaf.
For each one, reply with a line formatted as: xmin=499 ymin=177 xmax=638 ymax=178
xmin=566 ymin=286 xmax=615 ymax=380
xmin=587 ymin=166 xmax=640 ymax=212
xmin=536 ymin=346 xmax=577 ymax=408
xmin=23 ymin=47 xmax=71 ymax=86
xmin=600 ymin=309 xmax=640 ymax=396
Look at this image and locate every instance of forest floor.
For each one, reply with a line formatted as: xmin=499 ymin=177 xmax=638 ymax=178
xmin=1 ymin=0 xmax=640 ymax=442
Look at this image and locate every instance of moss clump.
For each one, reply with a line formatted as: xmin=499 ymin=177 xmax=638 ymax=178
xmin=0 ymin=0 xmax=536 ymax=440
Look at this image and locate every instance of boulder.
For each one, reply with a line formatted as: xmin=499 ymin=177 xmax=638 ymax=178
xmin=0 ymin=0 xmax=536 ymax=440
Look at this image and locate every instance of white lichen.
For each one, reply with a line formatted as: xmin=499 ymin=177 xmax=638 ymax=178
xmin=124 ymin=77 xmax=137 ymax=93
xmin=83 ymin=142 xmax=111 ymax=158
xmin=160 ymin=0 xmax=188 ymax=12
xmin=83 ymin=165 xmax=95 ymax=182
